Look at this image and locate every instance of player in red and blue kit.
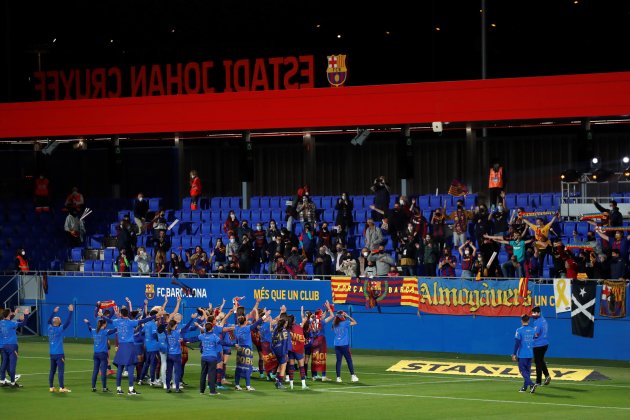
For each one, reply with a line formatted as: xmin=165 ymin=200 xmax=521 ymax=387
xmin=512 ymin=314 xmax=538 ymax=394
xmin=233 ymin=309 xmax=265 ymax=391
xmin=47 ymin=304 xmax=74 ymax=393
xmin=259 ymin=312 xmax=278 ymax=380
xmin=0 ymin=307 xmax=31 ymax=388
xmin=287 ymin=314 xmax=308 ymax=390
xmin=272 ymin=318 xmax=290 ymax=390
xmin=325 ymin=310 xmax=359 ymax=383
xmin=84 ymin=318 xmax=117 ymax=392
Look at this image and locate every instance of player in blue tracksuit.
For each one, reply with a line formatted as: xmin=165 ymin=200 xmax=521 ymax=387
xmin=233 ymin=312 xmax=265 ymax=391
xmin=325 ymin=310 xmax=359 ymax=383
xmin=48 ymin=305 xmax=74 ymax=393
xmin=197 ymin=322 xmax=222 ymax=395
xmin=0 ymin=307 xmax=31 ymax=388
xmin=531 ymin=306 xmax=551 ymax=386
xmin=84 ymin=318 xmax=117 ymax=391
xmin=272 ymin=318 xmax=290 ymax=390
xmin=512 ymin=314 xmax=537 ymax=393
xmin=139 ymin=309 xmax=161 ymax=386
xmin=112 ymin=303 xmax=156 ymax=395
xmin=161 ymin=314 xmax=196 ymax=393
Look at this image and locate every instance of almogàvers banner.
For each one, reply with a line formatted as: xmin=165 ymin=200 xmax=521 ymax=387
xmin=417 ymin=278 xmax=533 ymax=317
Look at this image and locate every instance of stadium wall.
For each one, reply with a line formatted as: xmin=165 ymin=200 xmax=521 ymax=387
xmin=37 ymin=276 xmax=630 ymax=361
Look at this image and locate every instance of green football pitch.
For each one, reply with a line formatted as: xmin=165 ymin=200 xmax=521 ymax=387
xmin=3 ymin=338 xmax=630 ymax=419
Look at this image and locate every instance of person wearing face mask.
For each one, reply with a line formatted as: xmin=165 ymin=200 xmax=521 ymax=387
xmin=574 ymin=230 xmax=602 ymax=256
xmin=189 ymin=170 xmax=202 ymax=211
xmin=364 ymin=219 xmax=383 ymax=251
xmin=266 ymin=220 xmax=280 ymax=242
xmin=211 ymin=238 xmax=227 ymax=271
xmin=488 ymin=161 xmax=504 ymax=207
xmin=438 ymin=247 xmax=457 ymax=277
xmin=133 ymin=192 xmax=149 ymax=234
xmin=286 ymin=246 xmax=307 ymax=277
xmin=134 ymin=247 xmax=150 ymax=274
xmin=430 ymin=206 xmax=447 ymax=254
xmin=339 ymin=251 xmax=358 ymax=277
xmin=296 ymin=195 xmax=317 ymax=226
xmin=367 ymin=246 xmax=396 ymax=276
xmin=317 ymin=223 xmax=336 ymax=249
xmin=490 ymin=191 xmax=510 ymax=238
xmin=370 ymin=176 xmax=390 ymax=222
xmin=314 ymin=246 xmax=334 ymax=276
xmin=251 ymin=223 xmax=268 ymax=273
xmin=358 ymin=247 xmax=371 ymax=277
xmin=333 ymin=244 xmax=346 ymax=274
xmin=152 ymin=209 xmax=168 ymax=238
xmin=595 ymin=229 xmax=629 ymax=263
xmin=152 ymin=230 xmax=171 ymax=255
xmin=237 ymin=236 xmax=254 ymax=274
xmin=15 ymin=248 xmax=29 ymax=273
xmin=300 ymin=223 xmax=317 ymax=261
xmin=473 ymin=205 xmax=492 ymax=248
xmin=608 ymin=249 xmax=626 ymax=279
xmin=226 ymin=235 xmax=239 ymax=263
xmin=449 ymin=199 xmax=471 ymax=248
xmin=472 ymin=253 xmax=487 ymax=278
xmin=424 ymin=236 xmax=438 ymax=276
xmin=458 ymin=241 xmax=477 ymax=278
xmin=223 ymin=210 xmax=240 ymax=236
xmin=397 ymin=234 xmax=418 ymax=276
xmin=64 ymin=207 xmax=86 ymax=247
xmin=335 ymin=193 xmax=354 ymax=245
xmin=237 ymin=219 xmax=253 ymax=243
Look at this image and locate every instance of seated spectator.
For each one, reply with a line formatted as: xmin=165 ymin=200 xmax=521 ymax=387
xmin=314 ymin=246 xmax=333 ymax=276
xmin=154 ymin=250 xmax=167 ymax=277
xmin=364 ymin=219 xmax=383 ymax=251
xmin=387 ymin=266 xmax=400 ymax=277
xmin=169 ymin=252 xmax=187 ymax=277
xmin=438 ymin=247 xmax=456 ymax=277
xmin=296 ymin=195 xmax=317 ymax=226
xmin=134 ymin=247 xmax=151 ymax=274
xmin=609 ymin=249 xmax=627 ymax=280
xmin=64 ymin=209 xmax=86 ymax=247
xmin=64 ymin=186 xmax=85 ymax=213
xmin=367 ymin=246 xmax=396 ymax=277
xmin=211 ymin=238 xmax=227 ymax=271
xmin=186 ymin=245 xmax=204 ymax=269
xmin=472 ymin=253 xmax=486 ymax=278
xmin=133 ymin=193 xmax=150 ymax=234
xmin=458 ymin=240 xmax=477 ymax=278
xmin=15 ymin=248 xmax=29 ymax=273
xmin=114 ymin=249 xmax=131 ymax=276
xmin=223 ymin=210 xmax=240 ymax=236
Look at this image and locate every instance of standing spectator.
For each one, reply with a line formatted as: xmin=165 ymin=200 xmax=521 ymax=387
xmin=64 ymin=186 xmax=85 ymax=213
xmin=523 ymin=214 xmax=558 ymax=275
xmin=332 ymin=243 xmax=346 ymax=274
xmin=473 ymin=204 xmax=492 ymax=247
xmin=609 ymin=249 xmax=627 ymax=279
xmin=133 ymin=193 xmax=149 ymax=234
xmin=438 ymin=247 xmax=457 ymax=277
xmin=117 ymin=216 xmax=137 ymax=258
xmin=485 ymin=232 xmax=533 ymax=278
xmin=134 ymin=247 xmax=151 ymax=274
xmin=479 ymin=236 xmax=501 ymax=277
xmin=593 ymin=200 xmax=623 ymax=227
xmin=266 ymin=220 xmax=280 ymax=242
xmin=15 ymin=248 xmax=29 ymax=272
xmin=458 ymin=241 xmax=477 ymax=278
xmin=280 ymin=228 xmax=299 ymax=257
xmin=286 ymin=185 xmax=309 ymax=233
xmin=339 ymin=251 xmax=358 ymax=277
xmin=286 ymin=246 xmax=307 ymax=276
xmin=64 ymin=209 xmax=86 ymax=247
xmin=370 ymin=176 xmax=390 ymax=222
xmin=367 ymin=247 xmax=396 ymax=276
xmin=364 ymin=219 xmax=383 ymax=251
xmin=488 ymin=161 xmax=505 ymax=206
xmin=387 ymin=202 xmax=409 ymax=251
xmin=317 ymin=222 xmax=335 ymax=249
xmin=523 ymin=247 xmax=539 ymax=278
xmin=252 ymin=223 xmax=268 ymax=274
xmin=430 ymin=207 xmax=447 ymax=254
xmin=296 ymin=195 xmax=317 ymax=227
xmin=423 ymin=235 xmax=438 ymax=276
xmin=151 ymin=209 xmax=168 ymax=239
xmin=237 ymin=236 xmax=254 ymax=274
xmin=490 ymin=193 xmax=510 ymax=237
xmin=154 ymin=251 xmax=167 ymax=277
xmin=169 ymin=252 xmax=187 ymax=277
xmin=397 ymin=235 xmax=417 ymax=276
xmin=335 ymin=193 xmax=354 ymax=245
xmin=410 ymin=208 xmax=429 ymax=239
xmin=358 ymin=247 xmax=371 ymax=277
xmin=472 ymin=253 xmax=487 ymax=279
xmin=152 ymin=230 xmax=171 ymax=255
xmin=194 ymin=253 xmax=211 ymax=277
xmin=300 ymin=223 xmax=317 ymax=261
xmin=226 ymin=235 xmax=239 ymax=262
xmin=449 ymin=199 xmax=470 ymax=248
xmin=223 ymin=210 xmax=240 ymax=236
xmin=211 ymin=238 xmax=227 ymax=271
xmin=114 ymin=249 xmax=131 ymax=276
xmin=189 ymin=170 xmax=202 ymax=211
xmin=314 ymin=246 xmax=333 ymax=276
xmin=34 ymin=174 xmax=51 ymax=213
xmin=266 ymin=235 xmax=283 ymax=264
xmin=237 ymin=220 xmax=253 ymax=244
xmin=186 ymin=246 xmax=204 ymax=270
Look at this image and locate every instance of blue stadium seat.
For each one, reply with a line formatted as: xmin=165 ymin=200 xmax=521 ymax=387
xmin=190 ymin=223 xmax=201 ymax=235
xmin=220 ymin=197 xmax=231 ymax=209
xmin=271 ymin=209 xmax=282 ymax=221
xmin=323 ymin=209 xmax=334 ymax=223
xmin=200 ymin=223 xmax=212 ymax=236
xmin=170 ymin=236 xmax=182 ymax=249
xmin=422 ymin=210 xmax=432 ymax=221
xmin=321 ymin=196 xmax=333 ymax=209
xmin=429 ymin=195 xmax=442 ymax=209
xmin=305 ymin=263 xmax=314 ymax=275
xmin=83 ymin=260 xmax=94 ymax=272
xmin=229 ymin=197 xmax=241 ymax=209
xmin=261 ymin=197 xmax=272 ymax=209
xmin=241 ymin=210 xmax=252 ymax=221
xmin=540 ymin=193 xmax=554 ymax=209
xmin=310 ymin=196 xmax=322 ymax=208
xmin=117 ymin=210 xmax=131 ymax=221
xmin=181 ymin=235 xmax=194 ymax=249
xmin=505 ymin=194 xmax=517 ymax=209
xmin=464 ymin=194 xmax=477 ymax=208
xmin=201 ymin=210 xmax=211 ymax=223
xmin=211 ymin=197 xmax=221 ymax=210
xmin=211 ymin=224 xmax=223 ymax=236
xmin=180 ymin=210 xmax=192 ymax=222
xmin=93 ymin=260 xmax=104 ymax=272
xmin=576 ymin=222 xmax=590 ymax=236
xmin=516 ymin=194 xmax=529 ymax=209
xmin=250 ymin=197 xmax=261 ymax=209
xmin=110 ymin=223 xmax=119 ymax=236
xmin=258 ymin=209 xmax=271 ymax=222
xmin=352 ymin=196 xmax=364 ymax=209
xmin=211 ymin=211 xmax=221 ymax=222
xmin=441 ymin=195 xmax=454 ymax=209
xmin=562 ymin=222 xmax=576 ymax=237
xmin=148 ymin=198 xmax=162 ymax=211
xmin=190 ymin=211 xmax=202 ymax=222
xmin=182 ymin=197 xmax=192 ymax=210
xmin=418 ymin=195 xmax=430 ymax=209
xmin=529 ymin=194 xmax=541 ymax=209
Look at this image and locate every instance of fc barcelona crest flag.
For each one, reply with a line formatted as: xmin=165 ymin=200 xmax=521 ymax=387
xmin=600 ymin=280 xmax=627 ymax=318
xmin=571 ymin=281 xmax=596 ymax=338
xmin=327 ymin=54 xmax=348 ymax=87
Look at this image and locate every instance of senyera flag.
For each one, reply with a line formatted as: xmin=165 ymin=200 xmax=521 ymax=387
xmin=331 ymin=277 xmax=419 ymax=308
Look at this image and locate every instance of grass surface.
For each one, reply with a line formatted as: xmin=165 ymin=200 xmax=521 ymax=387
xmin=3 ymin=337 xmax=630 ymax=419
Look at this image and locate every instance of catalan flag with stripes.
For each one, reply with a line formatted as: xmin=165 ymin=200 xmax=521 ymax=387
xmin=331 ymin=276 xmax=419 ymax=308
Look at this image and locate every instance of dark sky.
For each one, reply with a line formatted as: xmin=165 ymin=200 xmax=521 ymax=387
xmin=1 ymin=0 xmax=629 ymax=102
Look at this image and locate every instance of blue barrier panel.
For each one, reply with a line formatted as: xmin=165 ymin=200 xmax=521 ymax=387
xmin=40 ymin=276 xmax=630 ymax=360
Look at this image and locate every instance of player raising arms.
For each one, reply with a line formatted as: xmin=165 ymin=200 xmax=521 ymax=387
xmin=324 ymin=303 xmax=359 ymax=383
xmin=272 ymin=315 xmax=290 ymax=390
xmin=84 ymin=318 xmax=118 ymax=392
xmin=160 ymin=298 xmax=196 ymax=394
xmin=233 ymin=307 xmax=266 ymax=391
xmin=287 ymin=311 xmax=309 ymax=390
xmin=47 ymin=304 xmax=74 ymax=393
xmin=0 ymin=306 xmax=31 ymax=388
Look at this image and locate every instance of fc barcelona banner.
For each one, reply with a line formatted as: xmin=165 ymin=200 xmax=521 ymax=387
xmin=331 ymin=277 xmax=419 ymax=308
xmin=417 ymin=278 xmax=533 ymax=317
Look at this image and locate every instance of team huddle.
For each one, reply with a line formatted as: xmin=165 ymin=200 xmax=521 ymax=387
xmin=0 ymin=295 xmax=359 ymax=396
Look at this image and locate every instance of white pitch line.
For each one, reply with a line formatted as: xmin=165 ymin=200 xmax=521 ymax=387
xmin=318 ymin=378 xmax=483 ymax=391
xmin=321 ymin=389 xmax=630 ymax=411
xmin=22 ymin=357 xmax=95 ymax=362
xmin=357 ymin=372 xmax=630 ymax=389
xmin=19 ymin=370 xmax=94 ymax=376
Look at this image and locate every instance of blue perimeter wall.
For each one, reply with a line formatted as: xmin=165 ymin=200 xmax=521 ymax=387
xmin=36 ymin=276 xmax=630 ymax=361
